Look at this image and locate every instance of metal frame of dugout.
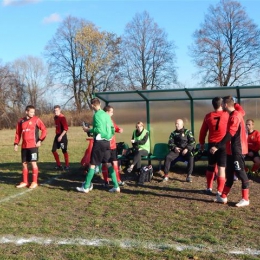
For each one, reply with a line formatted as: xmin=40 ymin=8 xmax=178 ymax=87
xmin=94 ymin=86 xmax=260 ymax=135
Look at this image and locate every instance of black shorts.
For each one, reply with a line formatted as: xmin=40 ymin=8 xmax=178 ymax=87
xmin=226 ymin=154 xmax=246 ymax=177
xmin=226 ymin=154 xmax=248 ymax=188
xmin=21 ymin=148 xmax=38 ymax=163
xmin=208 ymin=143 xmax=226 ymax=167
xmin=52 ymin=134 xmax=68 ymax=152
xmin=90 ymin=140 xmax=111 ymax=165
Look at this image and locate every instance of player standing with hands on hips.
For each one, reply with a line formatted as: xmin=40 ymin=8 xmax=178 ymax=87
xmin=14 ymin=105 xmax=47 ymax=189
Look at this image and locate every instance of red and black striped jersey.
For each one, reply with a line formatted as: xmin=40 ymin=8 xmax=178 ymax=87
xmin=14 ymin=116 xmax=47 ymax=148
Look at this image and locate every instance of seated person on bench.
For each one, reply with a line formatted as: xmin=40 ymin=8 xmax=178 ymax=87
xmin=162 ymin=118 xmax=196 ymax=183
xmin=127 ymin=121 xmax=150 ymax=173
xmin=245 ymin=119 xmax=260 ymax=174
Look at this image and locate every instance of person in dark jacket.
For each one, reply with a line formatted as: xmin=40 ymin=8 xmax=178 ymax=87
xmin=162 ymin=119 xmax=196 ymax=183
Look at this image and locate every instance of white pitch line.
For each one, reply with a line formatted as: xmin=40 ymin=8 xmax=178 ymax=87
xmin=0 ymin=188 xmax=33 ymax=203
xmin=0 ymin=235 xmax=259 ymax=256
xmin=0 ymin=174 xmax=63 ymax=204
xmin=1 ymin=178 xmax=260 ymax=257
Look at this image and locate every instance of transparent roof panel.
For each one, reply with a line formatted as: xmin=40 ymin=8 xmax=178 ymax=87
xmin=139 ymin=89 xmax=189 ymax=101
xmin=239 ymin=86 xmax=260 ymax=98
xmin=187 ymin=87 xmax=238 ymax=100
xmin=97 ymin=91 xmax=144 ymax=103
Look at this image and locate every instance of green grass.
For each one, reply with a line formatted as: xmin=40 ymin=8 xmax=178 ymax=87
xmin=0 ymin=127 xmax=260 ymax=260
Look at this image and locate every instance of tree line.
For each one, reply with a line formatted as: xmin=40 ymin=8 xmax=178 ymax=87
xmin=1 ymin=0 xmax=260 ymax=129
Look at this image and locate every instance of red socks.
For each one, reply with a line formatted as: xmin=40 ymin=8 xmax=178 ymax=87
xmin=242 ymin=189 xmax=249 ymax=201
xmin=206 ymin=170 xmax=214 ymax=189
xmin=102 ymin=164 xmax=109 ymax=182
xmin=22 ymin=168 xmax=29 ymax=184
xmin=102 ymin=162 xmax=121 ymax=183
xmin=113 ymin=161 xmax=121 ymax=182
xmin=32 ymin=167 xmax=39 ymax=183
xmin=64 ymin=152 xmax=69 ymax=167
xmin=221 ymin=186 xmax=231 ymax=198
xmin=217 ymin=176 xmax=226 ymax=194
xmin=53 ymin=151 xmax=70 ymax=167
xmin=52 ymin=151 xmax=61 ymax=166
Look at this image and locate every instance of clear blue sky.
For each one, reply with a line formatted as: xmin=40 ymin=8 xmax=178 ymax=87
xmin=0 ymin=0 xmax=259 ymax=87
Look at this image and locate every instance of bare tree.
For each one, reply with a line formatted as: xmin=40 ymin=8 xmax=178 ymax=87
xmin=190 ymin=0 xmax=260 ymax=86
xmin=45 ymin=16 xmax=87 ymax=112
xmin=0 ymin=63 xmax=26 ymax=128
xmin=75 ymin=23 xmax=121 ymax=103
xmin=121 ymin=11 xmax=177 ymax=90
xmin=11 ymin=56 xmax=52 ymax=112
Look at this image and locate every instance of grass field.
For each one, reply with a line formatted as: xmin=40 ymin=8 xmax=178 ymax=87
xmin=0 ymin=127 xmax=260 ymax=260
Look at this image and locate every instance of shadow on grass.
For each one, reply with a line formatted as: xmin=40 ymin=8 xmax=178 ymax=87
xmin=0 ymin=162 xmax=86 ymax=187
xmin=3 ymin=161 xmax=256 ymax=209
xmin=117 ymin=183 xmax=242 ymax=207
xmin=39 ymin=166 xmax=104 ymax=192
xmin=117 ymin=184 xmax=213 ymax=203
xmin=0 ymin=162 xmax=24 ymax=186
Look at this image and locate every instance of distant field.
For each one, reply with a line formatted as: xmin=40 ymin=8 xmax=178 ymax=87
xmin=0 ymin=127 xmax=260 ymax=260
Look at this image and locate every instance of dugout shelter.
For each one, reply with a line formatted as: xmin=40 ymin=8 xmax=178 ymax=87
xmin=95 ymin=86 xmax=260 ymax=149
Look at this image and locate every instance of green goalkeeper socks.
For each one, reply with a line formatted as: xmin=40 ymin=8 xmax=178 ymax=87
xmin=108 ymin=166 xmax=119 ymax=188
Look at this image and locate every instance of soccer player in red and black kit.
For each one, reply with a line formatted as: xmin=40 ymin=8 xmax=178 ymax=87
xmin=199 ymin=97 xmax=244 ymax=195
xmin=14 ymin=105 xmax=47 ymax=189
xmin=245 ymin=119 xmax=260 ymax=173
xmin=52 ymin=105 xmax=69 ymax=170
xmin=210 ymin=96 xmax=249 ymax=207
